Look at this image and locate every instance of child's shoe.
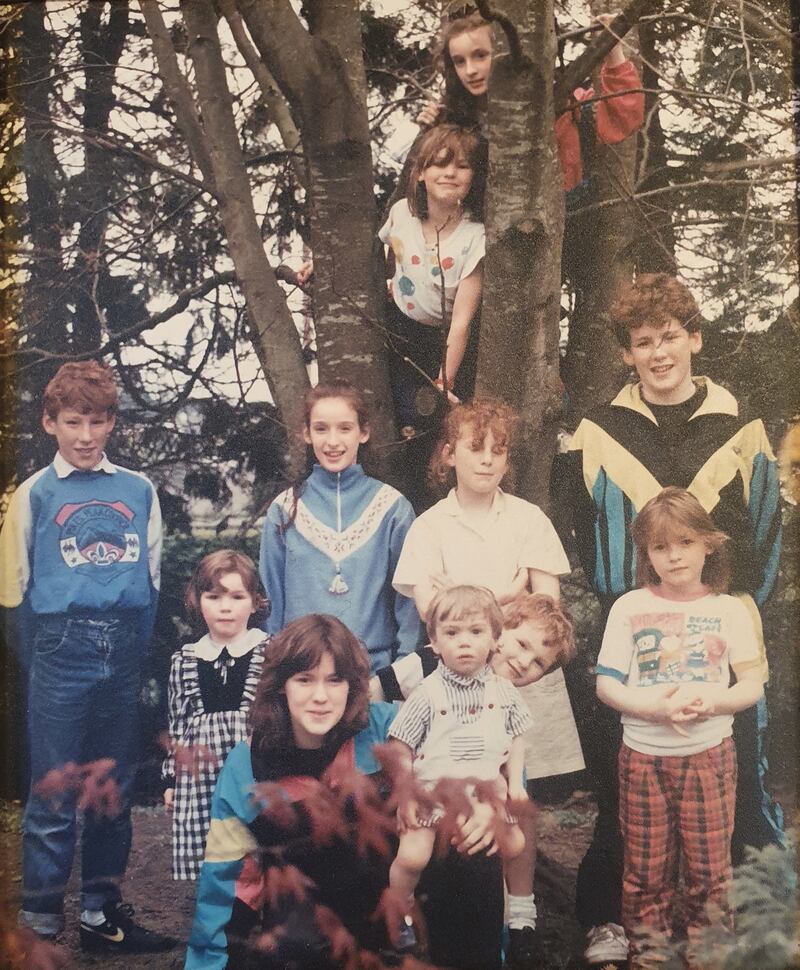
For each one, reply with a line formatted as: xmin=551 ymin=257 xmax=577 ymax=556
xmin=79 ymin=901 xmax=177 ymax=953
xmin=395 ymin=913 xmax=418 ymax=952
xmin=505 ymin=925 xmax=539 ymax=968
xmin=380 ymin=913 xmax=421 ymax=966
xmin=583 ymin=922 xmax=629 ymax=968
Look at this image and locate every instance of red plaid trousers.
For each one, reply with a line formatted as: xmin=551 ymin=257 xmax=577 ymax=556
xmin=619 ymin=737 xmax=736 ymax=968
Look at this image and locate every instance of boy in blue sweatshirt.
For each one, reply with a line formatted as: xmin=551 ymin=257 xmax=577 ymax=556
xmin=0 ymin=361 xmax=174 ymax=952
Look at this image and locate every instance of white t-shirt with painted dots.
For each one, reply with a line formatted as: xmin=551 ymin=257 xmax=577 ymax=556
xmin=379 ymin=199 xmax=485 ymax=326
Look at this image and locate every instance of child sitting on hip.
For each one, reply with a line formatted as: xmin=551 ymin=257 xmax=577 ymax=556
xmin=387 ymin=585 xmax=532 ymax=948
xmin=596 ymin=487 xmax=764 ymax=970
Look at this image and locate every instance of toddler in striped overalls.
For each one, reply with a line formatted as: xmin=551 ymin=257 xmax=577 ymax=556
xmin=387 ymin=585 xmax=533 ymax=950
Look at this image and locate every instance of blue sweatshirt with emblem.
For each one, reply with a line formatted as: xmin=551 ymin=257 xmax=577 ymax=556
xmin=259 ymin=464 xmax=422 ymax=671
xmin=0 ymin=455 xmax=161 ymax=646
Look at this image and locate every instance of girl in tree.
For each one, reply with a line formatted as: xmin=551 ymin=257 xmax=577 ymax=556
xmin=379 ymin=124 xmax=487 ymax=437
xmin=419 ymin=7 xmax=644 ymax=211
xmin=162 ymin=550 xmax=270 ymax=880
xmin=259 ymin=379 xmax=422 ymax=673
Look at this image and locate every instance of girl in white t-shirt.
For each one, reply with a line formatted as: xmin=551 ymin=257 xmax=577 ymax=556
xmin=378 ymin=124 xmax=486 ymax=435
xmin=596 ymin=487 xmax=763 ymax=969
xmin=393 ymin=398 xmax=583 ymax=967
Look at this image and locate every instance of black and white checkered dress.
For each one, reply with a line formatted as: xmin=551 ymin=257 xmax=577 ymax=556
xmin=162 ymin=629 xmax=267 ymax=880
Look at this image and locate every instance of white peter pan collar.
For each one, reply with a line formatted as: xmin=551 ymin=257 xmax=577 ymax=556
xmin=192 ymin=627 xmax=265 ymax=662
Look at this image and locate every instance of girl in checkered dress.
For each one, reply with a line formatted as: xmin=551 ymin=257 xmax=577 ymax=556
xmin=596 ymin=489 xmax=764 ymax=969
xmin=162 ymin=550 xmax=270 ymax=880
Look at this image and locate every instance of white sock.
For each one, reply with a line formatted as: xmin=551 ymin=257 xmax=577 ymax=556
xmin=81 ymin=909 xmax=106 ymax=927
xmin=507 ymin=893 xmax=537 ymax=931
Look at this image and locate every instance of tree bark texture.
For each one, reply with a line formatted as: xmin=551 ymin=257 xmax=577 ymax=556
xmin=72 ymin=0 xmax=130 ymax=353
xmin=477 ymin=0 xmax=564 ymax=509
xmin=633 ymin=17 xmax=677 ymax=273
xmin=177 ymin=0 xmax=309 ymax=469
xmin=19 ymin=2 xmax=67 ymax=358
xmin=562 ymin=3 xmax=640 ymax=419
xmin=234 ymin=0 xmax=396 ymax=452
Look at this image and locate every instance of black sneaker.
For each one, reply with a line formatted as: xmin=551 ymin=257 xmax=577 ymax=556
xmin=79 ymin=901 xmax=177 ymax=953
xmin=505 ymin=926 xmax=539 ymax=969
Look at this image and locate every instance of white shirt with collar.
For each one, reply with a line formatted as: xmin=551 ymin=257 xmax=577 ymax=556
xmin=393 ymin=487 xmax=569 ymax=600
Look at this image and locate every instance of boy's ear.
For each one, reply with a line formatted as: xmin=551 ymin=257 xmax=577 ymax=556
xmin=444 ymin=444 xmax=456 ymax=468
xmin=42 ymin=413 xmax=56 ymax=436
xmin=622 ymin=347 xmax=634 ymax=367
xmin=688 ymin=330 xmax=702 ymax=354
xmin=359 ymin=423 xmax=370 ymax=445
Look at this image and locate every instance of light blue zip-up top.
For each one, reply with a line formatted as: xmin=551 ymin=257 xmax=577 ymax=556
xmin=259 ymin=464 xmax=422 ymax=671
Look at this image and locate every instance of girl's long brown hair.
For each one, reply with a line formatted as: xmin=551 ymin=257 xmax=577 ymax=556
xmin=250 ymin=614 xmax=370 ymax=759
xmin=435 ymin=9 xmax=493 ymax=127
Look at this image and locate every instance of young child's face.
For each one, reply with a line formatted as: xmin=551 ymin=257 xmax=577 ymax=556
xmin=431 ymin=612 xmax=496 ymax=678
xmin=447 ymin=425 xmax=509 ymax=498
xmin=418 ymin=149 xmax=474 ymax=210
xmin=449 ymin=26 xmax=493 ymax=96
xmin=622 ymin=318 xmax=701 ymax=406
xmin=492 ymin=621 xmax=560 ymax=687
xmin=200 ymin=571 xmax=256 ymax=642
xmin=303 ymin=396 xmax=369 ymax=473
xmin=42 ymin=408 xmax=115 ymax=470
xmin=284 ymin=650 xmax=349 ymax=749
xmin=646 ymin=531 xmax=710 ymax=598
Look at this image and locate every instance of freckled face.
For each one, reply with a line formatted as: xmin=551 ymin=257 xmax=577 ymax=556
xmin=492 ymin=621 xmax=560 ymax=687
xmin=448 ymin=26 xmax=494 ymax=96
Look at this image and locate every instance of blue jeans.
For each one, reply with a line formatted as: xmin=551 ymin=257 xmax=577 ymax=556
xmin=21 ymin=612 xmax=142 ymax=935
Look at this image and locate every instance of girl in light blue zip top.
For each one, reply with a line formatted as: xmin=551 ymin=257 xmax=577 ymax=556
xmin=259 ymin=380 xmax=423 ymax=672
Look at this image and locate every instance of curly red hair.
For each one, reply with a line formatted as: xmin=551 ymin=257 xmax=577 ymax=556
xmin=43 ymin=360 xmax=118 ymax=418
xmin=428 ymin=398 xmax=518 ymax=491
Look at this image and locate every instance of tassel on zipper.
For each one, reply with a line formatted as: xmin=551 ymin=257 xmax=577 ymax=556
xmin=329 ymin=565 xmax=349 ymax=595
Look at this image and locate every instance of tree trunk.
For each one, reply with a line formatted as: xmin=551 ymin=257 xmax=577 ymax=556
xmin=173 ymin=0 xmax=310 ymax=472
xmin=634 ymin=17 xmax=677 ymax=273
xmin=234 ymin=0 xmax=396 ymax=454
xmin=562 ymin=5 xmax=639 ymax=419
xmin=477 ymin=0 xmax=564 ymax=509
xmin=71 ymin=1 xmax=130 ymax=354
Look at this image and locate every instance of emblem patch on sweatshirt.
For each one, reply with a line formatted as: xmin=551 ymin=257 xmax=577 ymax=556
xmin=55 ymin=499 xmax=141 ymax=574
